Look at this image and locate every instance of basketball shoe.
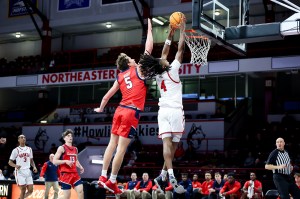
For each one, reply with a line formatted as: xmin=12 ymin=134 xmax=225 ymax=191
xmin=103 ymin=180 xmax=123 ymax=194
xmin=169 ymin=176 xmax=186 ymax=194
xmin=98 ymin=176 xmax=107 ymax=188
xmin=154 ymin=175 xmax=164 ymax=192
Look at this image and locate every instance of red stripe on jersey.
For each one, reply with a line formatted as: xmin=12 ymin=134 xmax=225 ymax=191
xmin=167 ymin=72 xmax=180 ymax=84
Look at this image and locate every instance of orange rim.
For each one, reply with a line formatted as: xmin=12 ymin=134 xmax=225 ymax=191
xmin=185 ymin=29 xmax=210 ymax=40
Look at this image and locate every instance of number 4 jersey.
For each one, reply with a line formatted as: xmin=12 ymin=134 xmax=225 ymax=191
xmin=9 ymin=146 xmax=33 ymax=170
xmin=156 ymin=59 xmax=183 ymax=109
xmin=118 ymin=67 xmax=147 ymax=110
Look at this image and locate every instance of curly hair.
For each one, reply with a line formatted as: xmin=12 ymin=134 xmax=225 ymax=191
xmin=116 ymin=53 xmax=129 ymax=71
xmin=139 ymin=54 xmax=169 ymax=79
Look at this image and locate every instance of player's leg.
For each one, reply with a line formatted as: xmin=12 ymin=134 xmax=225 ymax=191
xmin=155 ymin=107 xmax=172 ymax=184
xmin=24 ymin=171 xmax=34 ymax=198
xmin=111 ymin=135 xmax=131 ymax=175
xmin=15 ymin=170 xmax=27 ymax=199
xmin=99 ymin=110 xmax=122 ymax=184
xmin=24 ymin=184 xmax=33 ymax=198
xmin=60 ymin=173 xmax=77 ymax=199
xmin=62 ymin=189 xmax=71 ymax=199
xmin=18 ymin=185 xmax=27 ymax=199
xmin=74 ymin=184 xmax=84 ymax=199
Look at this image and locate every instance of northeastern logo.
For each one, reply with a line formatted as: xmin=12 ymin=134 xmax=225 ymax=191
xmin=187 ymin=123 xmax=206 ymax=151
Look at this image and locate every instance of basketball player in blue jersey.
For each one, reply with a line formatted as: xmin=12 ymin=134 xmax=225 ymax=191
xmin=139 ymin=17 xmax=186 ymax=193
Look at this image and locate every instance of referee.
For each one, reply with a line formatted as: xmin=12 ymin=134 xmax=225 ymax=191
xmin=265 ymin=137 xmax=300 ymax=199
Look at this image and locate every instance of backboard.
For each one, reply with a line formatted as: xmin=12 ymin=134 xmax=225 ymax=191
xmin=192 ymin=0 xmax=248 ymax=55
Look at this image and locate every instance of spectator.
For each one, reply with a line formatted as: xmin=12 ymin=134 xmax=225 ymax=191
xmin=173 ymin=173 xmax=192 ymax=199
xmin=200 ymin=172 xmax=214 ymax=199
xmin=241 ymin=172 xmax=263 ymax=199
xmin=219 ymin=173 xmax=241 ymax=199
xmin=244 ymin=152 xmax=255 ymax=168
xmin=51 ymin=112 xmax=62 ymax=123
xmin=125 ymin=151 xmax=137 ymax=167
xmin=174 ymin=141 xmax=185 ymax=161
xmin=223 ymin=174 xmax=228 ymax=182
xmin=152 ymin=176 xmax=173 ymax=199
xmin=0 ymin=169 xmax=5 ymax=180
xmin=2 ymin=165 xmax=12 ymax=179
xmin=128 ymin=135 xmax=142 ymax=153
xmin=117 ymin=172 xmax=138 ymax=199
xmin=191 ymin=174 xmax=202 ymax=199
xmin=209 ymin=172 xmax=225 ymax=199
xmin=39 ymin=154 xmax=60 ymax=199
xmin=130 ymin=172 xmax=152 ymax=199
xmin=294 ymin=173 xmax=300 ymax=189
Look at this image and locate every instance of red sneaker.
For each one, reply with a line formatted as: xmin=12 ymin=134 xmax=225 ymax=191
xmin=98 ymin=176 xmax=107 ymax=187
xmin=103 ymin=180 xmax=123 ymax=194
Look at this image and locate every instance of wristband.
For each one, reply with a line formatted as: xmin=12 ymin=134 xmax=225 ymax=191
xmin=165 ymin=39 xmax=171 ymax=45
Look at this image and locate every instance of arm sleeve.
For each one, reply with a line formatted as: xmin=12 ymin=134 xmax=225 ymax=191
xmin=220 ymin=182 xmax=228 ymax=194
xmin=39 ymin=162 xmax=48 ymax=177
xmin=125 ymin=182 xmax=129 ymax=190
xmin=266 ymin=150 xmax=278 ymax=165
xmin=186 ymin=181 xmax=193 ymax=193
xmin=254 ymin=181 xmax=262 ymax=192
xmin=135 ymin=181 xmax=141 ymax=189
xmin=226 ymin=182 xmax=241 ymax=195
xmin=9 ymin=149 xmax=17 ymax=161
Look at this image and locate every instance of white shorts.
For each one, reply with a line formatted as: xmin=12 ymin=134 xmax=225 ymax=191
xmin=158 ymin=107 xmax=185 ymax=142
xmin=15 ymin=169 xmax=33 ymax=186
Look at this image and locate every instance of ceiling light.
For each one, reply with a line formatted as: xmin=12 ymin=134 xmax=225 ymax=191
xmin=152 ymin=17 xmax=164 ymax=25
xmin=40 ymin=120 xmax=47 ymax=124
xmin=15 ymin=32 xmax=21 ymax=38
xmin=215 ymin=10 xmax=221 ymax=16
xmin=106 ymin=22 xmax=112 ymax=28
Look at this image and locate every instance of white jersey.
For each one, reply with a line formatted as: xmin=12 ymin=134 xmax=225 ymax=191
xmin=156 ymin=59 xmax=182 ymax=108
xmin=9 ymin=146 xmax=33 ymax=170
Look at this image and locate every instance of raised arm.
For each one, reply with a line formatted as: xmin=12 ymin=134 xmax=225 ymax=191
xmin=144 ymin=18 xmax=153 ymax=55
xmin=94 ymin=80 xmax=119 ymax=112
xmin=175 ymin=20 xmax=186 ymax=63
xmin=161 ymin=25 xmax=176 ymax=60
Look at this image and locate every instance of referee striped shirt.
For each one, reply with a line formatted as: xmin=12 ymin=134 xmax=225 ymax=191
xmin=266 ymin=149 xmax=291 ymax=175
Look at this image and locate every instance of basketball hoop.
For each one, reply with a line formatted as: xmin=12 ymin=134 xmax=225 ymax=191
xmin=185 ymin=29 xmax=211 ymax=66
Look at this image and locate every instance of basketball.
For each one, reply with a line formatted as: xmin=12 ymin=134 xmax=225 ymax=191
xmin=169 ymin=12 xmax=185 ymax=28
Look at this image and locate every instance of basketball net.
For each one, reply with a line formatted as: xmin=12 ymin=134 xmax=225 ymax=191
xmin=185 ymin=29 xmax=211 ymax=66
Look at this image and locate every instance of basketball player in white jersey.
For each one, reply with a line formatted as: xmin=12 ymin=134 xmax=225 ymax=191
xmin=8 ymin=134 xmax=37 ymax=199
xmin=139 ymin=18 xmax=186 ymax=193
